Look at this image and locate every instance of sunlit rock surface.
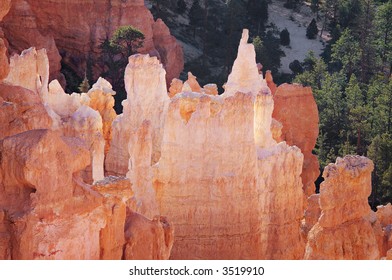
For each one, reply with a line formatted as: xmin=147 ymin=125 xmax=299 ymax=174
xmin=305 ymin=156 xmax=380 ymax=260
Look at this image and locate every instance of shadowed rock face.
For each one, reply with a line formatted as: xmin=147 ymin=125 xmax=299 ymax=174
xmin=0 ymin=0 xmax=183 ymax=84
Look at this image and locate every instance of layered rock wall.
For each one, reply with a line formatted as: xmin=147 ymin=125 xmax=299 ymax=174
xmin=153 ymin=30 xmax=306 ymax=259
xmin=0 ymin=0 xmax=183 ymax=84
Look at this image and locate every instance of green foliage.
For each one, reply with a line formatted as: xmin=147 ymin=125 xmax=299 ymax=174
xmin=368 ymin=133 xmax=392 ymax=206
xmin=289 ymin=59 xmax=303 ymax=74
xmin=306 ymin=18 xmax=319 ymax=39
xmin=280 ymin=28 xmax=290 ymax=46
xmin=99 ymin=26 xmax=145 ymax=113
xmin=375 ymin=0 xmax=392 ymax=74
xmin=253 ymin=25 xmax=286 ymax=76
xmin=110 ymin=26 xmax=145 ymax=57
xmin=331 ymin=28 xmax=362 ymax=77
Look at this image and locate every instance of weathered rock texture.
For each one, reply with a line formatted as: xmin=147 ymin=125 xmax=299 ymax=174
xmin=92 ymin=176 xmax=132 ymax=260
xmin=0 ymin=0 xmax=183 ymax=84
xmin=153 ymin=29 xmax=305 ymax=259
xmin=0 ymin=0 xmax=11 ymax=82
xmin=305 ymin=156 xmax=380 ymax=260
xmin=0 ymin=129 xmax=173 ymax=260
xmin=0 ymin=129 xmax=105 ymax=259
xmin=124 ymin=211 xmax=173 ymax=260
xmin=0 ymin=84 xmax=52 ymax=140
xmin=303 ymin=194 xmax=321 ymax=234
xmin=272 ymin=83 xmax=319 ymax=197
xmin=375 ymin=203 xmax=392 ymax=257
xmin=106 ymin=54 xmax=169 ymax=177
xmin=87 ymin=78 xmax=117 ymax=155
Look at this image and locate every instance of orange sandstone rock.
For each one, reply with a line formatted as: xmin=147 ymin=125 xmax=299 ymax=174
xmin=0 ymin=0 xmax=11 ymax=21
xmin=87 ymin=78 xmax=117 ymax=155
xmin=123 ymin=211 xmax=173 ymax=260
xmin=155 ymin=91 xmax=261 ymax=259
xmin=265 ymin=70 xmax=277 ymax=95
xmin=154 ymin=30 xmax=305 ymax=259
xmin=0 ymin=84 xmax=52 ymax=140
xmin=0 ymin=130 xmax=106 ymax=259
xmin=106 ymin=54 xmax=169 ymax=176
xmin=0 ymin=38 xmax=8 ymax=81
xmin=182 ymin=72 xmax=202 ymax=93
xmin=305 ymin=156 xmax=380 ymax=259
xmin=303 ymin=194 xmax=321 ymax=234
xmin=92 ymin=176 xmax=133 ymax=260
xmin=376 ymin=203 xmax=392 ymax=227
xmin=1 ymin=0 xmax=183 ymax=84
xmin=168 ymin=78 xmax=183 ymax=98
xmin=272 ymin=83 xmax=319 ymax=196
xmin=203 ymin=84 xmax=218 ymax=96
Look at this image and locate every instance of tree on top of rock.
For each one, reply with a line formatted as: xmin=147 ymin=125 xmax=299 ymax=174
xmin=100 ymin=25 xmax=145 ymax=113
xmin=110 ymin=26 xmax=145 ymax=58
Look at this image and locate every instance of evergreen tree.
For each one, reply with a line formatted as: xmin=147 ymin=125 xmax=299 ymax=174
xmin=375 ymin=0 xmax=392 ymax=75
xmin=345 ymin=74 xmax=369 ymax=154
xmin=306 ymin=18 xmax=319 ymax=39
xmin=280 ymin=28 xmax=291 ymax=46
xmin=331 ymin=28 xmax=362 ymax=78
xmin=368 ymin=133 xmax=392 ymax=207
xmin=99 ymin=26 xmax=145 ymax=113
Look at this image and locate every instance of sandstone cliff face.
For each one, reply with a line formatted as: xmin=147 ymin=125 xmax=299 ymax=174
xmin=0 ymin=129 xmax=173 ymax=260
xmin=305 ymin=156 xmax=380 ymax=260
xmin=106 ymin=54 xmax=169 ymax=177
xmin=155 ymin=91 xmax=262 ymax=259
xmin=0 ymin=0 xmax=11 ymax=82
xmin=0 ymin=130 xmax=105 ymax=259
xmin=272 ymin=83 xmax=319 ymax=197
xmin=153 ymin=30 xmax=305 ymax=259
xmin=87 ymin=78 xmax=117 ymax=155
xmin=0 ymin=0 xmax=183 ymax=84
xmin=0 ymin=84 xmax=52 ymax=140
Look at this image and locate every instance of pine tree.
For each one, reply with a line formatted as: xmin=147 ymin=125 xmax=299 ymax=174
xmin=306 ymin=18 xmax=319 ymax=39
xmin=375 ymin=0 xmax=392 ymax=75
xmin=345 ymin=74 xmax=368 ymax=154
xmin=280 ymin=28 xmax=290 ymax=46
xmin=331 ymin=29 xmax=362 ymax=78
